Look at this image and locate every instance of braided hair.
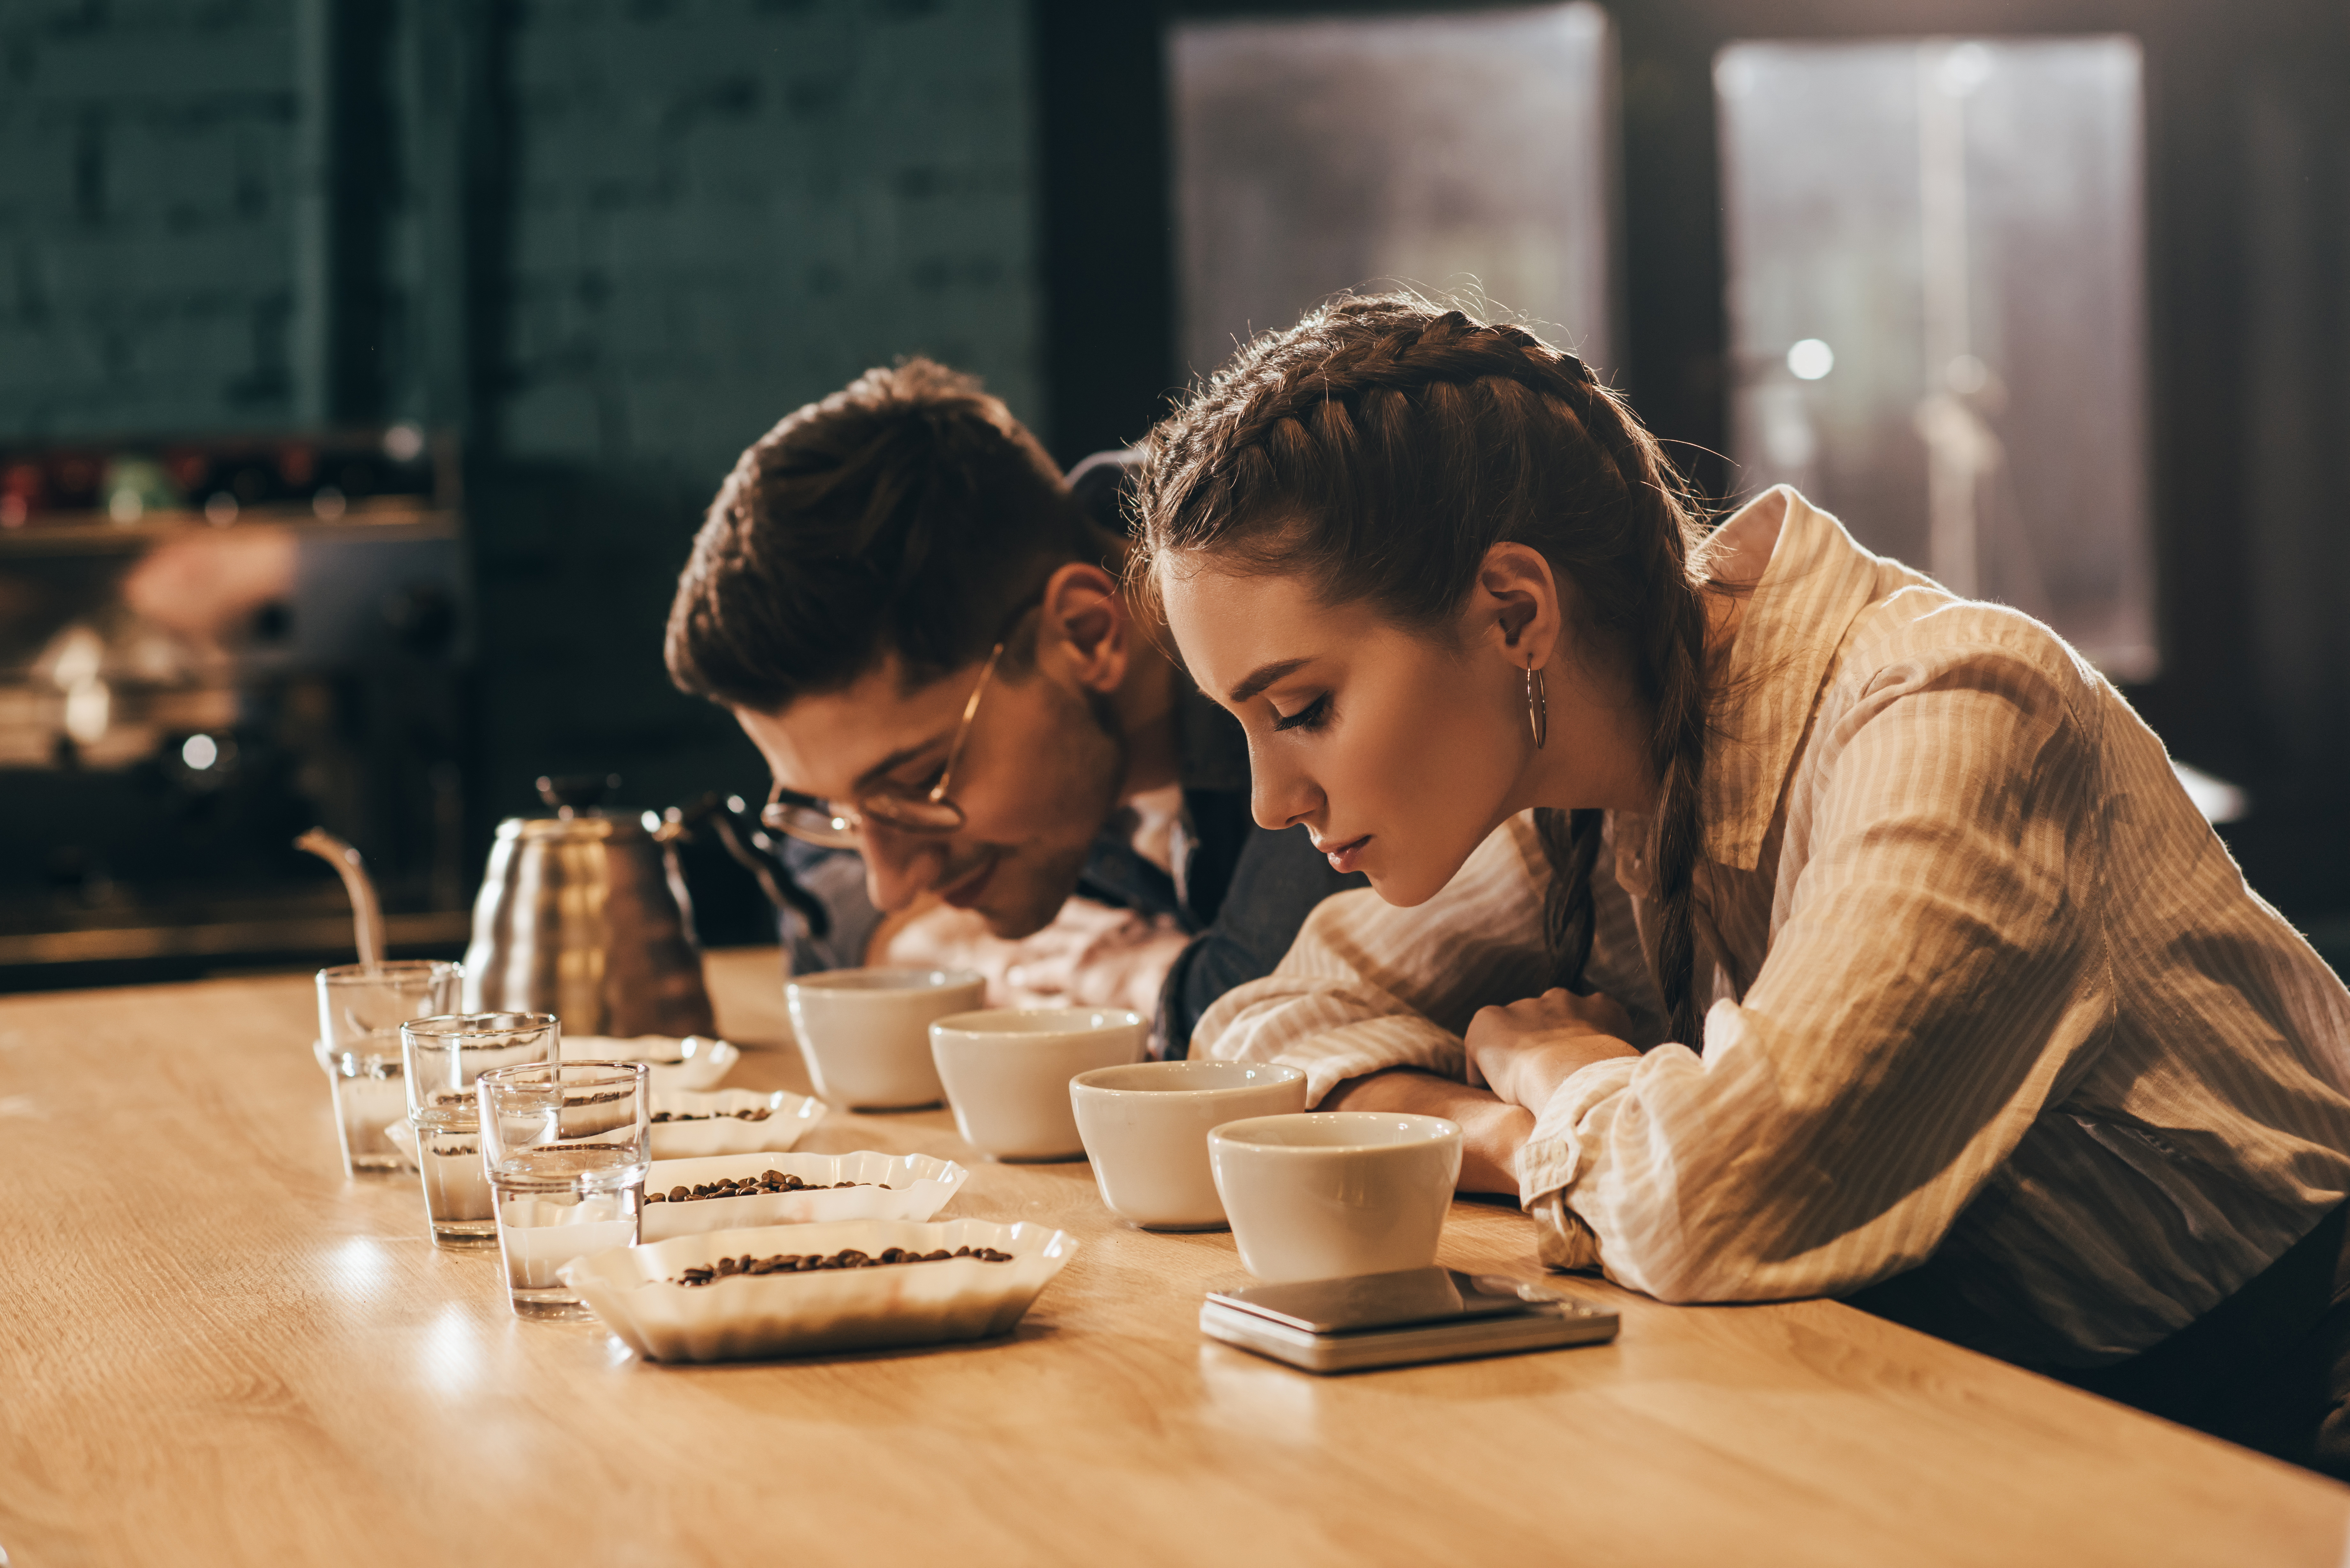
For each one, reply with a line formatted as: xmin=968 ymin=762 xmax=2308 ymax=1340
xmin=1135 ymin=296 xmax=1717 ymax=1050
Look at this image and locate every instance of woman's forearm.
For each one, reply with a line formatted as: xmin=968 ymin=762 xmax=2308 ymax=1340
xmin=1319 ymin=1068 xmax=1535 ymax=1194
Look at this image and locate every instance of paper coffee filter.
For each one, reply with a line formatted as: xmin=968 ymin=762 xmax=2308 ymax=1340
xmin=641 ymin=1148 xmax=967 ymax=1241
xmin=559 ymin=1216 xmax=1077 ymax=1363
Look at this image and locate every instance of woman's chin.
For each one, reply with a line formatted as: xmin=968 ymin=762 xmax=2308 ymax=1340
xmin=1364 ymin=865 xmax=1445 ymax=909
xmin=1359 ymin=825 xmax=1496 ymax=908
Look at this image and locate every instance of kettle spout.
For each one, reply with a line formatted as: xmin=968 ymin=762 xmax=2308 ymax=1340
xmin=295 ymin=827 xmax=386 ymax=970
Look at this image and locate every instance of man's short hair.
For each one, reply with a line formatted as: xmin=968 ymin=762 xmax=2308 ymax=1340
xmin=665 ymin=358 xmax=1114 ymax=712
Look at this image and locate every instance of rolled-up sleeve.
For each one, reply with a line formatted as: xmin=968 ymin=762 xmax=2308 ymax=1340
xmin=1521 ymin=640 xmax=2107 ymax=1302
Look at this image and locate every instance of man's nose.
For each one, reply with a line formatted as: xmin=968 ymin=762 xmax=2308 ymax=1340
xmin=860 ymin=827 xmax=949 ymax=912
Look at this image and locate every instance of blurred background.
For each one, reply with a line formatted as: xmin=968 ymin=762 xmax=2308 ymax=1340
xmin=0 ymin=0 xmax=2342 ymax=990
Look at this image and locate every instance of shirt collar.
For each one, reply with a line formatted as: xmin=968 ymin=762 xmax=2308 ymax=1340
xmin=1696 ymin=486 xmax=1922 ymax=871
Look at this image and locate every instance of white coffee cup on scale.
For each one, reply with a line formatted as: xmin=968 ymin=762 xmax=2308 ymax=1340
xmin=1208 ymin=1112 xmax=1463 ymax=1283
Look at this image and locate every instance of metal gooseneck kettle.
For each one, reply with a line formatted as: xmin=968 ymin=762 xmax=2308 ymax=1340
xmin=303 ymin=777 xmax=826 ymax=1039
xmin=459 ymin=775 xmax=716 ymax=1037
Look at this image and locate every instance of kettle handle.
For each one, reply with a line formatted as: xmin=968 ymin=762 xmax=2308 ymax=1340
xmin=666 ymin=793 xmax=832 ymax=941
xmin=539 ymin=773 xmax=622 ymax=817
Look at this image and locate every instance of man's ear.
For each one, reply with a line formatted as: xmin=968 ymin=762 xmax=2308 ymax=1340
xmin=1035 ymin=561 xmax=1128 ymax=692
xmin=1470 ymin=542 xmax=1565 ymax=672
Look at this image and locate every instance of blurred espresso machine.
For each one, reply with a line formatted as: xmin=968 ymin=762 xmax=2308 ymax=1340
xmin=0 ymin=427 xmax=473 ymax=989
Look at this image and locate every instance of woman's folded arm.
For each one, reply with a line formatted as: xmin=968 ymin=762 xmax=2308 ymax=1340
xmin=1520 ymin=645 xmax=2104 ymax=1302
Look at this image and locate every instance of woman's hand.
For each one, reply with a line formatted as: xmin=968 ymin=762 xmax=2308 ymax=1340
xmin=1463 ymin=988 xmax=1639 ymax=1112
xmin=1320 ymin=1069 xmax=1534 ymax=1195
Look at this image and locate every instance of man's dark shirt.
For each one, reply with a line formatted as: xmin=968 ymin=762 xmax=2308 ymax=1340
xmin=782 ymin=450 xmax=1364 ymax=1055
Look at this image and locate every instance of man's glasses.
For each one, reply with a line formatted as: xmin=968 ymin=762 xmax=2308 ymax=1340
xmin=759 ymin=640 xmax=1008 ymax=849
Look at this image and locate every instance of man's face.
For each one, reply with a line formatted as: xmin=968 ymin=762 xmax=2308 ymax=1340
xmin=734 ymin=646 xmax=1126 ymax=940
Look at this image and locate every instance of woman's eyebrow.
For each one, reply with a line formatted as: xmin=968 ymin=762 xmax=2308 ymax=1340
xmin=1227 ymin=657 xmax=1311 ymax=705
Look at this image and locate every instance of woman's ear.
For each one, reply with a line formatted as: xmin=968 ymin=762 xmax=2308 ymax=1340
xmin=1035 ymin=561 xmax=1129 ymax=692
xmin=1470 ymin=542 xmax=1564 ymax=671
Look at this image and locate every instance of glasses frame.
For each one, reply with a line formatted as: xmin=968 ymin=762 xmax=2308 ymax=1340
xmin=760 ymin=638 xmax=1008 ymax=849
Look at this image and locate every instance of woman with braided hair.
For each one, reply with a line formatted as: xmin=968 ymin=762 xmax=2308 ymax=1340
xmin=1137 ymin=294 xmax=2350 ymax=1470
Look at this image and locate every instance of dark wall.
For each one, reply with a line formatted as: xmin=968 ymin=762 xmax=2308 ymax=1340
xmin=1034 ymin=0 xmax=1175 ymax=466
xmin=0 ymin=0 xmax=310 ymax=432
xmin=470 ymin=0 xmax=1048 ymax=823
xmin=1 ymin=0 xmax=1052 ymax=870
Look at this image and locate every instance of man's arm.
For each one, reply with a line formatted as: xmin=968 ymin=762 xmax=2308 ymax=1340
xmin=872 ymin=894 xmax=1189 ymax=1014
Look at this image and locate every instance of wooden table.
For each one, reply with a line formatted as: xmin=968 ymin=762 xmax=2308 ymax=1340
xmin=4 ymin=949 xmax=2346 ymax=1567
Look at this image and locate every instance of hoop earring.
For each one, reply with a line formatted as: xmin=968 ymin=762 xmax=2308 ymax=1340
xmin=1526 ymin=664 xmax=1548 ymax=750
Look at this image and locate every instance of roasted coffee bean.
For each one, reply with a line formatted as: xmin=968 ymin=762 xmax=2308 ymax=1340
xmin=648 ymin=1174 xmax=887 ymax=1204
xmin=665 ymin=1244 xmax=1017 ymax=1285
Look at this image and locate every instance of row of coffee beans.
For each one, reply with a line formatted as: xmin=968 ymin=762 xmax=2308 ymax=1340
xmin=649 ymin=1107 xmax=773 ymax=1124
xmin=670 ymin=1245 xmax=1015 ymax=1285
xmin=646 ymin=1170 xmax=889 ymax=1203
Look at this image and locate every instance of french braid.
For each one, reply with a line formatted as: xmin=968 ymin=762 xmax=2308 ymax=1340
xmin=1136 ymin=295 xmax=1717 ymax=1050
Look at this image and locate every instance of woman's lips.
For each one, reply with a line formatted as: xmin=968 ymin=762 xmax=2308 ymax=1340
xmin=1318 ymin=834 xmax=1371 ymax=875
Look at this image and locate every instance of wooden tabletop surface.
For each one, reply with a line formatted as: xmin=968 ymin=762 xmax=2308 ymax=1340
xmin=4 ymin=947 xmax=2346 ymax=1567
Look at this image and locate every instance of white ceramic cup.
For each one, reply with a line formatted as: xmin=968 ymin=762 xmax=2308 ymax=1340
xmin=1070 ymin=1059 xmax=1309 ymax=1230
xmin=784 ymin=968 xmax=986 ymax=1110
xmin=1208 ymin=1112 xmax=1464 ymax=1283
xmin=929 ymin=1007 xmax=1150 ymax=1161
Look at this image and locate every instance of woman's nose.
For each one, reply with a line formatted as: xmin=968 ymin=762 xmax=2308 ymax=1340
xmin=1248 ymin=751 xmax=1320 ymax=834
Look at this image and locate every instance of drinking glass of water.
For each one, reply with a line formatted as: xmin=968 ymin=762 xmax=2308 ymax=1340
xmin=476 ymin=1060 xmax=652 ymax=1318
xmin=400 ymin=1012 xmax=560 ymax=1247
xmin=315 ymin=961 xmax=462 ymax=1177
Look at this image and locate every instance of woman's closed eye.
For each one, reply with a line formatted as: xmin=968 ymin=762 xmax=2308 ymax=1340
xmin=1271 ymin=694 xmax=1332 ymax=734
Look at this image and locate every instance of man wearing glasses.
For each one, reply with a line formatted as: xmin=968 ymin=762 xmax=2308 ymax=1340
xmin=664 ymin=358 xmax=1362 ymax=1052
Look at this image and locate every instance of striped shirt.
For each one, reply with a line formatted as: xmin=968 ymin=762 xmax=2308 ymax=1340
xmin=1190 ymin=487 xmax=2350 ymax=1366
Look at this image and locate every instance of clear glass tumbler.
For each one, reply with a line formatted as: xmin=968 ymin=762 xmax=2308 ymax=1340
xmin=315 ymin=960 xmax=462 ymax=1176
xmin=477 ymin=1060 xmax=652 ymax=1318
xmin=400 ymin=1012 xmax=561 ymax=1247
